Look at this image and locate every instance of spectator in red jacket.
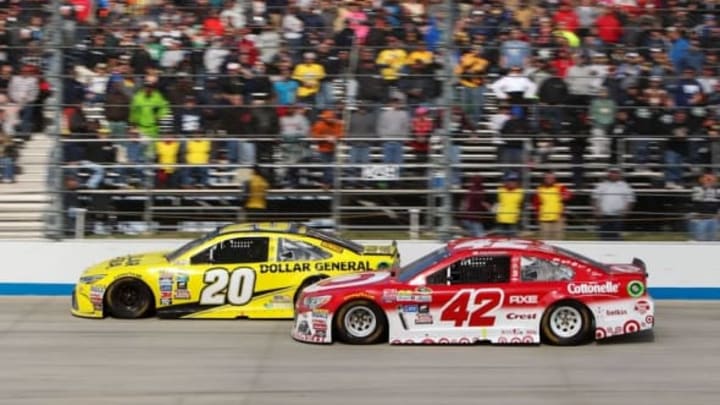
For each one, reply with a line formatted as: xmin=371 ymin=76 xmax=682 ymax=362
xmin=596 ymin=5 xmax=623 ymax=45
xmin=553 ymin=1 xmax=580 ymax=33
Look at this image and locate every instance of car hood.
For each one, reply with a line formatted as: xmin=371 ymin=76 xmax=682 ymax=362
xmin=303 ymin=271 xmax=394 ymax=294
xmin=82 ymin=251 xmax=170 ymax=275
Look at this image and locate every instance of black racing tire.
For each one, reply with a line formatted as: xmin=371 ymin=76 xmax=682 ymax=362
xmin=105 ymin=278 xmax=154 ymax=319
xmin=293 ymin=276 xmax=328 ymax=307
xmin=540 ymin=300 xmax=594 ymax=346
xmin=333 ymin=299 xmax=388 ymax=345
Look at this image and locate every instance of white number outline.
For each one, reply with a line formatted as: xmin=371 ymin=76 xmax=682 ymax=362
xmin=199 ymin=267 xmax=256 ymax=306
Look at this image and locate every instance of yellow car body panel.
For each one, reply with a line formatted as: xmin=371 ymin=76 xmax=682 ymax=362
xmin=71 ymin=223 xmax=399 ymax=319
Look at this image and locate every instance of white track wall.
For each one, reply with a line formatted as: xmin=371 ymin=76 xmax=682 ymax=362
xmin=0 ymin=240 xmax=719 ymax=296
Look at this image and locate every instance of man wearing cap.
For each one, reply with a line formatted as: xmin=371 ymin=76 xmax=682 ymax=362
xmin=494 ymin=171 xmax=526 ymax=237
xmin=592 ymin=167 xmax=635 ymax=240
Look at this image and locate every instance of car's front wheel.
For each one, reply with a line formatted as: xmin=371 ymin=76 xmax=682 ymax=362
xmin=541 ymin=300 xmax=593 ymax=346
xmin=106 ymin=278 xmax=154 ymax=319
xmin=334 ymin=300 xmax=388 ymax=344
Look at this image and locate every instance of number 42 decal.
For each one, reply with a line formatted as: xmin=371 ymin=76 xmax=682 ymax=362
xmin=440 ymin=289 xmax=504 ymax=327
xmin=200 ymin=267 xmax=256 ymax=305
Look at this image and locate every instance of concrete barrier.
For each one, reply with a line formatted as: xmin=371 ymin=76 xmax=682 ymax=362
xmin=0 ymin=239 xmax=718 ymax=298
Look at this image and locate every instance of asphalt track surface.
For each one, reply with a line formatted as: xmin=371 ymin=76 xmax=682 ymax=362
xmin=0 ymin=299 xmax=719 ymax=405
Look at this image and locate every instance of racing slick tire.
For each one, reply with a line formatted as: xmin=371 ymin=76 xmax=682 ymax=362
xmin=105 ymin=278 xmax=155 ymax=319
xmin=334 ymin=300 xmax=388 ymax=344
xmin=540 ymin=300 xmax=594 ymax=346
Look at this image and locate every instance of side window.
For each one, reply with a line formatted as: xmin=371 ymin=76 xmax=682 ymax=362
xmin=425 ymin=255 xmax=511 ymax=285
xmin=277 ymin=238 xmax=332 ymax=261
xmin=520 ymin=256 xmax=575 ymax=282
xmin=192 ymin=237 xmax=269 ymax=265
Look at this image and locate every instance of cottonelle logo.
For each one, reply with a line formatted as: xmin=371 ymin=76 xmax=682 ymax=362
xmin=567 ymin=281 xmax=620 ymax=295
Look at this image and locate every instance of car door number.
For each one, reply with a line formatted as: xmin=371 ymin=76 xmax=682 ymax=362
xmin=440 ymin=289 xmax=504 ymax=327
xmin=200 ymin=267 xmax=256 ymax=305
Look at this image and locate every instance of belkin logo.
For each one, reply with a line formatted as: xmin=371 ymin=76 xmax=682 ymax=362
xmin=567 ymin=282 xmax=620 ymax=295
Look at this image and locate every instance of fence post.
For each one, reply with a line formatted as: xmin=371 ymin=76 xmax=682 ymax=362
xmin=409 ymin=208 xmax=420 ymax=239
xmin=74 ymin=208 xmax=87 ymax=239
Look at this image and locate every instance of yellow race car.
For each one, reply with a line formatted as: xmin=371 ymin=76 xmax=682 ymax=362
xmin=71 ymin=222 xmax=399 ymax=319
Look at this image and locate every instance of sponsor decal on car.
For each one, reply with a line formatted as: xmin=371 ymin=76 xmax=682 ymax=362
xmin=402 ymin=304 xmax=418 ymax=313
xmin=506 ymin=313 xmax=537 ymax=320
xmin=343 ymin=292 xmax=375 ymax=301
xmin=414 ymin=313 xmax=433 ymax=325
xmin=606 ymin=309 xmax=628 ymax=316
xmin=394 ymin=287 xmax=433 ymax=303
xmin=312 ymin=309 xmax=329 ymax=319
xmin=634 ymin=299 xmax=651 ymax=314
xmin=89 ymin=285 xmax=105 ymax=311
xmin=509 ymin=295 xmax=538 ymax=305
xmin=259 ymin=260 xmax=373 ymax=273
xmin=265 ymin=295 xmax=293 ymax=309
xmin=107 ymin=255 xmax=142 ymax=268
xmin=174 ymin=273 xmax=191 ymax=299
xmin=419 ymin=304 xmax=430 ymax=313
xmin=567 ymin=281 xmax=619 ymax=295
xmin=626 ymin=280 xmax=645 ymax=298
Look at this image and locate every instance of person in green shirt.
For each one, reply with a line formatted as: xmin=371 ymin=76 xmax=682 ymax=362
xmin=129 ymin=80 xmax=170 ymax=140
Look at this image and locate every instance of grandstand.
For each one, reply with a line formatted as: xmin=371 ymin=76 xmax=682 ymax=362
xmin=0 ymin=0 xmax=717 ymax=240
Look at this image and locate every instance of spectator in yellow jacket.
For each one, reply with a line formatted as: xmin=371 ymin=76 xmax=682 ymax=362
xmin=292 ymin=52 xmax=326 ymax=104
xmin=455 ymin=44 xmax=489 ymax=123
xmin=181 ymin=133 xmax=212 ymax=188
xmin=532 ymin=171 xmax=572 ymax=240
xmin=244 ymin=165 xmax=269 ymax=222
xmin=155 ymin=133 xmax=181 ymax=188
xmin=494 ymin=171 xmax=525 ymax=236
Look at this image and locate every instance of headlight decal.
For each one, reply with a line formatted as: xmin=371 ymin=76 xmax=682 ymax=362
xmin=79 ymin=274 xmax=107 ymax=284
xmin=303 ymin=295 xmax=331 ymax=309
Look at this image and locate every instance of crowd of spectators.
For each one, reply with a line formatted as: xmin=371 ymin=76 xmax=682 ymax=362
xmin=47 ymin=0 xmax=720 ymax=190
xmin=1 ymin=0 xmax=719 ymax=237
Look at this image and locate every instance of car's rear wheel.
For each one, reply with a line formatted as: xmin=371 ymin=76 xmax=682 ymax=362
xmin=541 ymin=301 xmax=593 ymax=346
xmin=106 ymin=278 xmax=154 ymax=319
xmin=334 ymin=300 xmax=388 ymax=344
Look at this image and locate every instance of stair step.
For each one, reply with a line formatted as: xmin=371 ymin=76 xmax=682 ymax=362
xmin=0 ymin=221 xmax=45 ymax=230
xmin=0 ymin=212 xmax=45 ymax=221
xmin=0 ymin=231 xmax=46 ymax=239
xmin=0 ymin=202 xmax=51 ymax=211
xmin=0 ymin=194 xmax=52 ymax=203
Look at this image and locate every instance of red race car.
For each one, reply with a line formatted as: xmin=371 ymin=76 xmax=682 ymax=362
xmin=292 ymin=237 xmax=655 ymax=346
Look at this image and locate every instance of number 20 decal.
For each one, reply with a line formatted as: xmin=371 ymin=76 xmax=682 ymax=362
xmin=200 ymin=267 xmax=256 ymax=305
xmin=440 ymin=289 xmax=504 ymax=327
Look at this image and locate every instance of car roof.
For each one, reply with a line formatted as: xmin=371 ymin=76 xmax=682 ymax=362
xmin=220 ymin=222 xmax=303 ymax=235
xmin=217 ymin=222 xmax=365 ymax=254
xmin=447 ymin=237 xmax=559 ymax=254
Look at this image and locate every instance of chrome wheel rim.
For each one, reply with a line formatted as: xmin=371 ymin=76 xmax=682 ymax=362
xmin=550 ymin=306 xmax=582 ymax=338
xmin=343 ymin=305 xmax=377 ymax=338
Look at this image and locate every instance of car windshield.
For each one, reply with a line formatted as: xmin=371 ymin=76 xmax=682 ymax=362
xmin=165 ymin=228 xmax=222 ymax=262
xmin=396 ymin=246 xmax=451 ymax=282
xmin=305 ymin=228 xmax=364 ymax=254
xmin=552 ymin=245 xmax=611 ymax=271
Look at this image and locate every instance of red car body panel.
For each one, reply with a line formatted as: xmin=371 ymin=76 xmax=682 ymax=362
xmin=292 ymin=238 xmax=655 ymax=345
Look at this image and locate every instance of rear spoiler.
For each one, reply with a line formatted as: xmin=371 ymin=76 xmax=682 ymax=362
xmin=632 ymin=258 xmax=648 ymax=277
